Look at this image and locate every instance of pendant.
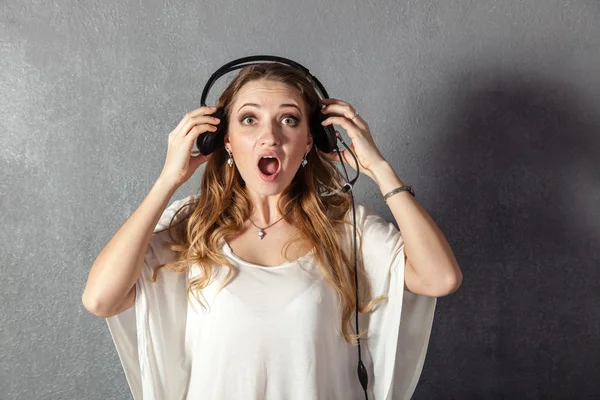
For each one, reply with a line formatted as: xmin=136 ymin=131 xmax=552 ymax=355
xmin=257 ymin=230 xmax=266 ymax=240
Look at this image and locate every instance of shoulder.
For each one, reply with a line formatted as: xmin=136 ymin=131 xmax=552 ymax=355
xmin=154 ymin=193 xmax=201 ymax=233
xmin=346 ymin=202 xmax=399 ymax=235
xmin=338 ymin=202 xmax=403 ymax=258
xmin=145 ymin=193 xmax=201 ymax=268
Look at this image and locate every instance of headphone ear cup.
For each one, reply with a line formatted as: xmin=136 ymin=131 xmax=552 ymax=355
xmin=196 ymin=108 xmax=228 ymax=155
xmin=311 ymin=109 xmax=338 ymax=153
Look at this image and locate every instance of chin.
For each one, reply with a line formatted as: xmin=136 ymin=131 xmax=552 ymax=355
xmin=248 ymin=176 xmax=294 ymax=197
xmin=253 ymin=181 xmax=289 ymax=197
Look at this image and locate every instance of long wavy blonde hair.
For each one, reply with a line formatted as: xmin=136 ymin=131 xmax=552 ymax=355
xmin=153 ymin=63 xmax=387 ymax=344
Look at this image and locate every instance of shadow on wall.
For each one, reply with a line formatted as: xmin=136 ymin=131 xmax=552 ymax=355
xmin=412 ymin=72 xmax=600 ymax=399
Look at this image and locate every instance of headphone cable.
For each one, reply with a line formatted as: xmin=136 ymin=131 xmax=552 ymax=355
xmin=335 ymin=137 xmax=369 ymax=400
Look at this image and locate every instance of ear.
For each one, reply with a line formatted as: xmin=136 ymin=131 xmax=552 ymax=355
xmin=306 ymin=132 xmax=313 ymax=153
xmin=224 ymin=133 xmax=230 ymax=151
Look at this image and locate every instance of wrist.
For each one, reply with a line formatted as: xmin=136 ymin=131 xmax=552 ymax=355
xmin=370 ymin=159 xmax=392 ymax=177
xmin=370 ymin=161 xmax=405 ymax=192
xmin=154 ymin=175 xmax=180 ymax=196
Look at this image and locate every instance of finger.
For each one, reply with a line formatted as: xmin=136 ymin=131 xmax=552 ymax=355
xmin=189 ymin=152 xmax=211 ymax=170
xmin=320 ymin=103 xmax=357 ymax=118
xmin=175 ymin=124 xmax=216 ymax=145
xmin=185 ymin=123 xmax=218 ymax=138
xmin=320 ymin=103 xmax=365 ymax=130
xmin=185 ymin=105 xmax=218 ymax=118
xmin=320 ymin=116 xmax=360 ymax=141
xmin=343 ymin=144 xmax=359 ymax=169
xmin=181 ymin=116 xmax=220 ymax=137
xmin=172 ymin=107 xmax=218 ymax=138
xmin=319 ymin=98 xmax=350 ymax=106
xmin=176 ymin=106 xmax=218 ymax=131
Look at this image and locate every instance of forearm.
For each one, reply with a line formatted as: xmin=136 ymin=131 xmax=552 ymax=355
xmin=370 ymin=161 xmax=462 ymax=290
xmin=82 ymin=177 xmax=178 ymax=317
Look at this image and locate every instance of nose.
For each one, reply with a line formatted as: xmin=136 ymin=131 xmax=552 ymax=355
xmin=259 ymin=119 xmax=281 ymax=146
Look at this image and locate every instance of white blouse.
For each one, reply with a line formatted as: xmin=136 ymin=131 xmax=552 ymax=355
xmin=106 ymin=194 xmax=437 ymax=399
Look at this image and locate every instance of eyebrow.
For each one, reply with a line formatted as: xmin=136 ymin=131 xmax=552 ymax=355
xmin=237 ymin=103 xmax=302 ymax=114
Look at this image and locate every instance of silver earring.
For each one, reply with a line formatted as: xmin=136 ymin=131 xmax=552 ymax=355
xmin=227 ymin=148 xmax=234 ymax=168
xmin=301 ymin=151 xmax=308 ymax=167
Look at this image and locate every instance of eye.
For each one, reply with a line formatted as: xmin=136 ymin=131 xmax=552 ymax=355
xmin=240 ymin=115 xmax=256 ymax=125
xmin=239 ymin=114 xmax=301 ymax=126
xmin=282 ymin=115 xmax=300 ymax=126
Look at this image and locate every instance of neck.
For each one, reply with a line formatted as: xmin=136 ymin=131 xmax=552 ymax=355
xmin=246 ymin=190 xmax=291 ymax=226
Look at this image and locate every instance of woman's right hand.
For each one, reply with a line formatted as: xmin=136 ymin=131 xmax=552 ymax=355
xmin=158 ymin=106 xmax=221 ymax=189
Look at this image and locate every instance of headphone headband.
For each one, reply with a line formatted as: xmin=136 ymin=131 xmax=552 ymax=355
xmin=199 ymin=55 xmax=330 ymax=106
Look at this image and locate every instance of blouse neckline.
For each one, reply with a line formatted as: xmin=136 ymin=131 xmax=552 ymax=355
xmin=222 ymin=241 xmax=315 ymax=270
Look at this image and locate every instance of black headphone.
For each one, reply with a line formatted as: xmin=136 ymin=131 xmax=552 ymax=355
xmin=197 ymin=56 xmax=369 ymax=399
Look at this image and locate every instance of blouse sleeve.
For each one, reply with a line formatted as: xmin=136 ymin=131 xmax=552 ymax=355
xmin=105 ymin=194 xmax=200 ymax=400
xmin=353 ymin=203 xmax=437 ymax=400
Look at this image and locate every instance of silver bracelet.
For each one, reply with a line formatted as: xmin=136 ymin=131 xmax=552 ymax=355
xmin=383 ymin=185 xmax=415 ymax=203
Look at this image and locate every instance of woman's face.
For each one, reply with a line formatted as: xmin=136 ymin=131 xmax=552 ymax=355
xmin=224 ymin=79 xmax=313 ymax=197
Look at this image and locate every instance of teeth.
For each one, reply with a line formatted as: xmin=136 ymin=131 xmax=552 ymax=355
xmin=262 ymin=156 xmax=276 ymax=159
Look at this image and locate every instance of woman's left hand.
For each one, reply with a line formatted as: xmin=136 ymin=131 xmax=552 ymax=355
xmin=318 ymin=98 xmax=387 ymax=181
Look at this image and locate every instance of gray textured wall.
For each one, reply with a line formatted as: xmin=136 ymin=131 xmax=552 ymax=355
xmin=2 ymin=0 xmax=599 ymax=398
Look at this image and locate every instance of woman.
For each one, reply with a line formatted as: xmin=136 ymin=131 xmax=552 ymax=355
xmin=82 ymin=62 xmax=462 ymax=399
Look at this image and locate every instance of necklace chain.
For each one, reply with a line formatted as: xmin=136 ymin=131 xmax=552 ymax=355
xmin=248 ymin=210 xmax=292 ymax=240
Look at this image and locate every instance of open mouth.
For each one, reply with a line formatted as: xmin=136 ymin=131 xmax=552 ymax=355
xmin=257 ymin=156 xmax=281 ymax=181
